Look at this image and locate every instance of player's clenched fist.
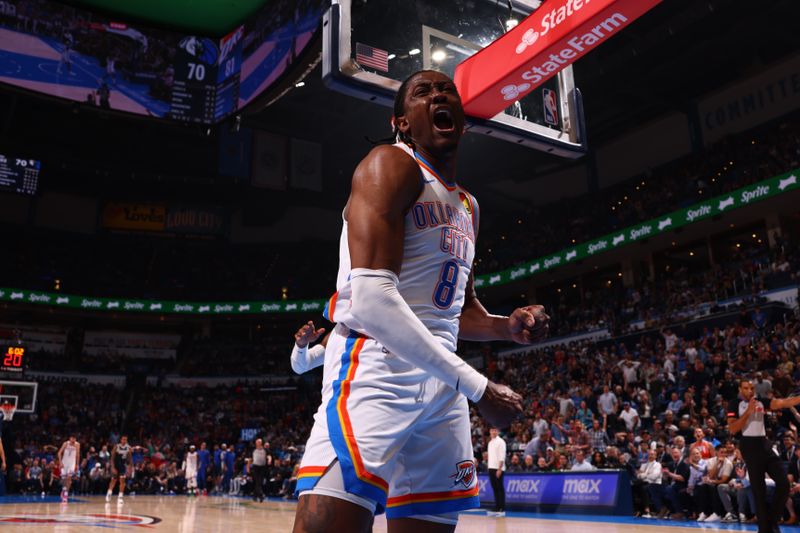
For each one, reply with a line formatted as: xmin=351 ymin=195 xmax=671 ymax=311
xmin=507 ymin=305 xmax=549 ymax=344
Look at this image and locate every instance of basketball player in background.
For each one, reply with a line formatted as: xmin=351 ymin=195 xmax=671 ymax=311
xmin=58 ymin=434 xmax=80 ymax=502
xmin=728 ymin=379 xmax=800 ymax=533
xmin=291 ymin=321 xmax=328 ymax=374
xmin=106 ymin=435 xmax=132 ymax=503
xmin=293 ymin=70 xmax=548 ymax=533
xmin=197 ymin=442 xmax=211 ymax=495
xmin=223 ymin=442 xmax=236 ymax=494
xmin=183 ymin=445 xmax=198 ymax=497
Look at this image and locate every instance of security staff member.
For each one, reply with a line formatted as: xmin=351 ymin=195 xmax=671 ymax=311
xmin=728 ymin=379 xmax=800 ymax=533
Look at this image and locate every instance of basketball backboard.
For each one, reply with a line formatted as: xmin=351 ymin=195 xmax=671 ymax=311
xmin=0 ymin=380 xmax=38 ymax=414
xmin=323 ymin=0 xmax=586 ymax=157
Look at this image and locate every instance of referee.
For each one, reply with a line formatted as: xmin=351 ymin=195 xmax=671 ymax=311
xmin=487 ymin=427 xmax=507 ymax=517
xmin=252 ymin=439 xmax=267 ymax=503
xmin=728 ymin=379 xmax=800 ymax=533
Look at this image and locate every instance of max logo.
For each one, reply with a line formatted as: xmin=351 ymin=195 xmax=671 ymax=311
xmin=658 ymin=217 xmax=672 ymax=230
xmin=563 ymin=478 xmax=601 ymax=494
xmin=529 ymin=263 xmax=541 ymax=273
xmin=516 ymin=28 xmax=539 ymax=54
xmin=612 ymin=234 xmax=625 ymax=246
xmin=718 ymin=196 xmax=734 ymax=211
xmin=451 ymin=460 xmax=475 ymax=489
xmin=565 ymin=250 xmax=577 ymax=260
xmin=489 ymin=275 xmax=501 ymax=285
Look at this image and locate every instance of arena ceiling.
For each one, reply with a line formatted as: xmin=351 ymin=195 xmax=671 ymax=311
xmin=64 ymin=0 xmax=267 ymax=35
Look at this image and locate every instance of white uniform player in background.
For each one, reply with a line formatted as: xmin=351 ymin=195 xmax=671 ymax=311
xmin=58 ymin=435 xmax=80 ymax=502
xmin=183 ymin=445 xmax=199 ymax=497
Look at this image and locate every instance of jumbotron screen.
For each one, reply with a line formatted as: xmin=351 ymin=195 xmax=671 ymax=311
xmin=0 ymin=153 xmax=40 ymax=195
xmin=0 ymin=0 xmax=324 ymax=124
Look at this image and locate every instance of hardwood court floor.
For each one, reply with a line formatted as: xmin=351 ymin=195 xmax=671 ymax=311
xmin=0 ymin=495 xmax=793 ymax=532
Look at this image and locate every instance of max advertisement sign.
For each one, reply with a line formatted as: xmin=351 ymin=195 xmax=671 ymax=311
xmin=478 ymin=472 xmax=619 ymax=507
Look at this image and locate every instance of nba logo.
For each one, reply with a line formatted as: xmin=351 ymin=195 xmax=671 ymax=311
xmin=543 ymin=88 xmax=558 ymax=126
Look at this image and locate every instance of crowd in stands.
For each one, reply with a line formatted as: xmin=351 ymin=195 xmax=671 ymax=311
xmin=476 ymin=117 xmax=800 ymax=274
xmin=5 ymin=377 xmax=318 ymax=499
xmin=5 ymin=294 xmax=799 ymax=523
xmin=470 ymin=303 xmax=800 ymax=521
xmin=544 ymin=235 xmax=800 ymax=337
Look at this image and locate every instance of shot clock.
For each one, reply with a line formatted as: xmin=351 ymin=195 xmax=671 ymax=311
xmin=0 ymin=346 xmax=27 ymax=374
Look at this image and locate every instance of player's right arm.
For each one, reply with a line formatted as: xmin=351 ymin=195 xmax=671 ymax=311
xmin=345 ymin=145 xmax=513 ymax=414
xmin=291 ymin=321 xmax=328 ymax=374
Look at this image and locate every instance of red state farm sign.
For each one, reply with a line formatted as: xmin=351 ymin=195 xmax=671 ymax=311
xmin=454 ymin=0 xmax=662 ymax=119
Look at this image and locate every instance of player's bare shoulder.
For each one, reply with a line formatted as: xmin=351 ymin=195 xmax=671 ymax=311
xmin=354 ymin=145 xmax=421 ymax=194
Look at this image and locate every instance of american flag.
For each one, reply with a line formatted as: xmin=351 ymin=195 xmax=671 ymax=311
xmin=356 ymin=42 xmax=389 ymax=72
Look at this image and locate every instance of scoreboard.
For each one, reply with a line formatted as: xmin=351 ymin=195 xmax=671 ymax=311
xmin=169 ymin=27 xmax=244 ymax=124
xmin=0 ymin=154 xmax=40 ymax=195
xmin=0 ymin=346 xmax=27 ymax=374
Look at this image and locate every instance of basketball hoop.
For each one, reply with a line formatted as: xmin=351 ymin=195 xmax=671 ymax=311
xmin=0 ymin=402 xmax=16 ymax=422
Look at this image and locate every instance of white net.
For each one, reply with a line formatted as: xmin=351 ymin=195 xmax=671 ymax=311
xmin=0 ymin=403 xmax=16 ymax=422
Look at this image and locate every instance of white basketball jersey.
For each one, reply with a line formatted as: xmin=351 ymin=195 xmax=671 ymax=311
xmin=184 ymin=452 xmax=198 ymax=477
xmin=63 ymin=442 xmax=77 ymax=466
xmin=324 ymin=142 xmax=478 ymax=352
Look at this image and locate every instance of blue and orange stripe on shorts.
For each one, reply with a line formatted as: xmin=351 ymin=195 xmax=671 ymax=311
xmin=326 ymin=330 xmax=390 ymax=512
xmin=386 ymin=485 xmax=480 ymax=519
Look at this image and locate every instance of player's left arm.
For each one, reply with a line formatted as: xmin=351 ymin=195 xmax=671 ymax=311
xmin=459 ymin=271 xmax=549 ymax=343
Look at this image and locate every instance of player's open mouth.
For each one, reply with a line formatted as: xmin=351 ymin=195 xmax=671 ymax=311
xmin=433 ymin=108 xmax=455 ymax=132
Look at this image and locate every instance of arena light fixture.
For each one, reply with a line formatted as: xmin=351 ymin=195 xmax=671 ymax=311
xmin=409 ymin=48 xmax=421 ymax=55
xmin=431 ymin=49 xmax=447 ymax=62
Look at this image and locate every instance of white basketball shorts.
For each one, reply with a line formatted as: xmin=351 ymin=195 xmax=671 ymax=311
xmin=62 ymin=461 xmax=77 ymax=477
xmin=296 ymin=326 xmax=479 ymax=518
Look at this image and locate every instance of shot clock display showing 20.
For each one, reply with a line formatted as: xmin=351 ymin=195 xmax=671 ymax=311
xmin=0 ymin=346 xmax=28 ymax=375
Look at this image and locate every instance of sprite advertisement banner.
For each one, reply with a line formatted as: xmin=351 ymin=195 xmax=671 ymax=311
xmin=1 ymin=169 xmax=797 ymax=315
xmin=0 ymin=287 xmax=326 ymax=315
xmin=472 ymin=168 xmax=799 ymax=289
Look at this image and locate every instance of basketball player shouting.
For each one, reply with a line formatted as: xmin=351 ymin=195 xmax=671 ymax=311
xmin=58 ymin=434 xmax=80 ymax=502
xmin=106 ymin=435 xmax=132 ymax=503
xmin=293 ymin=70 xmax=548 ymax=533
xmin=728 ymin=379 xmax=800 ymax=533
